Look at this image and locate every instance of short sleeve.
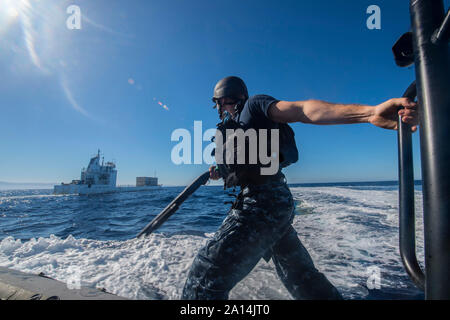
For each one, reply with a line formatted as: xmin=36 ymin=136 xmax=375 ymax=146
xmin=247 ymin=94 xmax=279 ymax=119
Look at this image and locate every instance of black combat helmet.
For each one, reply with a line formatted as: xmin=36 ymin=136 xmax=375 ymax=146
xmin=212 ymin=76 xmax=249 ymax=103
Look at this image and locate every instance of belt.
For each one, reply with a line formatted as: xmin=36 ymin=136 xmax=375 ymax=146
xmin=240 ymin=171 xmax=286 ymax=187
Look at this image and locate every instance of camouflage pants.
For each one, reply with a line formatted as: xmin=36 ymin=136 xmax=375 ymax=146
xmin=181 ymin=175 xmax=342 ymax=300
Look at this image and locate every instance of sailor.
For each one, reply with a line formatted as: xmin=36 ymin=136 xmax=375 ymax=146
xmin=181 ymin=76 xmax=418 ymax=300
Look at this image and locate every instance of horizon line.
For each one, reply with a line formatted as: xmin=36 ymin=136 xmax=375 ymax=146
xmin=0 ymin=179 xmax=423 ymax=189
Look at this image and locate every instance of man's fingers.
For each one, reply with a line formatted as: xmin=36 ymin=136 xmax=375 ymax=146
xmin=401 ymin=116 xmax=414 ymax=122
xmin=398 ymin=105 xmax=419 ymax=126
xmin=398 ymin=109 xmax=417 ymax=117
xmin=393 ymin=98 xmax=417 ymax=109
xmin=209 ymin=166 xmax=221 ymax=180
xmin=402 ymin=116 xmax=413 ymax=122
xmin=404 ymin=102 xmax=417 ymax=109
xmin=401 ymin=115 xmax=420 ymax=127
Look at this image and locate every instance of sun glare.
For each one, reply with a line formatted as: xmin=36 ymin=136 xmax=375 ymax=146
xmin=1 ymin=0 xmax=21 ymax=22
xmin=7 ymin=7 xmax=19 ymax=18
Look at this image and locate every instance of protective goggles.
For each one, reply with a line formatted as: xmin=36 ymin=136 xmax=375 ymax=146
xmin=212 ymin=98 xmax=240 ymax=109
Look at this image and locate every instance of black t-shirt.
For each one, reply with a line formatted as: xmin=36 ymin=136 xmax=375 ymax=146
xmin=215 ymin=94 xmax=298 ymax=186
xmin=237 ymin=94 xmax=280 ymax=130
xmin=235 ymin=94 xmax=298 ymax=170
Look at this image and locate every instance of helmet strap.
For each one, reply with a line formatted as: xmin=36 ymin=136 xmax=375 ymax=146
xmin=216 ymin=98 xmax=247 ymax=121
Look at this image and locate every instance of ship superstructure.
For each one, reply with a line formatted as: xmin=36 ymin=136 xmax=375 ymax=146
xmin=80 ymin=150 xmax=117 ymax=187
xmin=54 ymin=150 xmax=160 ymax=195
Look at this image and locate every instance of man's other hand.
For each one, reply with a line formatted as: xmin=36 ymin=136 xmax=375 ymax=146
xmin=209 ymin=166 xmax=221 ymax=180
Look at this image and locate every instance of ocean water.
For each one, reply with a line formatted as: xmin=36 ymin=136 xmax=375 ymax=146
xmin=0 ymin=181 xmax=425 ymax=300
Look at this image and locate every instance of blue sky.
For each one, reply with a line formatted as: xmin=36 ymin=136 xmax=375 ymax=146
xmin=1 ymin=0 xmax=439 ymax=186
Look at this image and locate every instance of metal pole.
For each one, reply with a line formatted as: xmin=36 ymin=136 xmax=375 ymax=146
xmin=410 ymin=0 xmax=450 ymax=300
xmin=137 ymin=171 xmax=210 ymax=238
xmin=398 ymin=81 xmax=425 ymax=291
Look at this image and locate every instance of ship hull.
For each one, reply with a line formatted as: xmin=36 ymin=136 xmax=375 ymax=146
xmin=53 ymin=184 xmax=161 ymax=195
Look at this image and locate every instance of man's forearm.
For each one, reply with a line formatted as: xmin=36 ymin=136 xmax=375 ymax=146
xmin=301 ymin=100 xmax=375 ymax=125
xmin=269 ymin=98 xmax=417 ymax=130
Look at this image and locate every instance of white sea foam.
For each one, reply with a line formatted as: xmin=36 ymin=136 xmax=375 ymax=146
xmin=290 ymin=187 xmax=424 ymax=295
xmin=0 ymin=187 xmax=424 ymax=299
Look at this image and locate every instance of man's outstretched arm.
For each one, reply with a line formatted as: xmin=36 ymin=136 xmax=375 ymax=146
xmin=268 ymin=98 xmax=418 ymax=131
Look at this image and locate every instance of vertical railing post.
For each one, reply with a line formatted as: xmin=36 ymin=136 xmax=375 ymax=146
xmin=397 ymin=81 xmax=425 ymax=291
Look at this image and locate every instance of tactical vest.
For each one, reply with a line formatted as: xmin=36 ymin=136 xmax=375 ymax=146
xmin=212 ymin=111 xmax=299 ymax=189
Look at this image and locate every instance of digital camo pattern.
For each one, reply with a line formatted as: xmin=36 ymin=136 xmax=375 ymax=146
xmin=181 ymin=174 xmax=343 ymax=300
